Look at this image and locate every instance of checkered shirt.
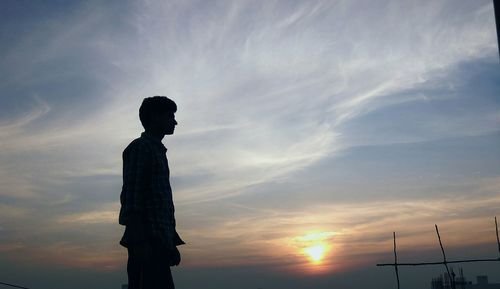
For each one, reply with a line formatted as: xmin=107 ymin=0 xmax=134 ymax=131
xmin=119 ymin=132 xmax=184 ymax=249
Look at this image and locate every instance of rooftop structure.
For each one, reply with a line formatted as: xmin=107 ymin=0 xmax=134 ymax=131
xmin=431 ymin=268 xmax=500 ymax=289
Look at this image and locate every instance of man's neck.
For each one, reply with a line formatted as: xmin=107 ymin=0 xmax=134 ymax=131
xmin=145 ymin=129 xmax=165 ymax=142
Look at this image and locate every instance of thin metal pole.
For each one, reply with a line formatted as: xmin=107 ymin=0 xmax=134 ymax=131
xmin=377 ymin=258 xmax=500 ymax=267
xmin=393 ymin=232 xmax=401 ymax=289
xmin=0 ymin=281 xmax=29 ymax=289
xmin=435 ymin=225 xmax=455 ymax=289
xmin=495 ymin=216 xmax=499 ymax=256
xmin=494 ymin=0 xmax=500 ymax=60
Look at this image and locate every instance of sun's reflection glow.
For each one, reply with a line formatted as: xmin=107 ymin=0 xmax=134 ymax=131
xmin=296 ymin=232 xmax=335 ymax=242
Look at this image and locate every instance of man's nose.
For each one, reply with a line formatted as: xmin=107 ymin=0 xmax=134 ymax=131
xmin=174 ymin=120 xmax=178 ymax=125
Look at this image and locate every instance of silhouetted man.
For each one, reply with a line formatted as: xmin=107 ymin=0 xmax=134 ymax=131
xmin=119 ymin=96 xmax=185 ymax=289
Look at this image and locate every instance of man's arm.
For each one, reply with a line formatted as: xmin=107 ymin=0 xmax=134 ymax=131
xmin=120 ymin=141 xmax=152 ymax=241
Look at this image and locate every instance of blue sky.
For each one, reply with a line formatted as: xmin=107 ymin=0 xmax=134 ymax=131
xmin=1 ymin=0 xmax=499 ymax=288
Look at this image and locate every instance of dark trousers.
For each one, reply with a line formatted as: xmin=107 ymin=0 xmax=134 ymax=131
xmin=127 ymin=244 xmax=175 ymax=289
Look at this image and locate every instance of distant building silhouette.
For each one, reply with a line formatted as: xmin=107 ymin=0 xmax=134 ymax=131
xmin=431 ymin=268 xmax=500 ymax=289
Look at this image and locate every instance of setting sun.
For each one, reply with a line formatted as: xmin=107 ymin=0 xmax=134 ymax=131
xmin=294 ymin=232 xmax=335 ymax=266
xmin=304 ymin=244 xmax=327 ymax=263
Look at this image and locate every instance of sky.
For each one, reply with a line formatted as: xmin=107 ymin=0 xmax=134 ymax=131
xmin=0 ymin=0 xmax=499 ymax=288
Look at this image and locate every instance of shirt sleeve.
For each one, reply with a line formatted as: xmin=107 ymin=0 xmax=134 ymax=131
xmin=119 ymin=141 xmax=152 ymax=226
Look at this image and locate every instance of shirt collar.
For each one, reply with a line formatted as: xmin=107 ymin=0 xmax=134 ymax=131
xmin=141 ymin=132 xmax=167 ymax=152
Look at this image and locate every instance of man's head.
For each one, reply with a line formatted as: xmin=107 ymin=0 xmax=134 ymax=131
xmin=139 ymin=96 xmax=178 ymax=135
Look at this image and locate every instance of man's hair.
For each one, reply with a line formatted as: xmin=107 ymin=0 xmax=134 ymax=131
xmin=139 ymin=96 xmax=177 ymax=129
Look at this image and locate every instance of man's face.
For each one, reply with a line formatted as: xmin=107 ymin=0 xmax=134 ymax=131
xmin=155 ymin=111 xmax=177 ymax=135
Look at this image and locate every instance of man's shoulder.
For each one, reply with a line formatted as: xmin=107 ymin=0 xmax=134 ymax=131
xmin=123 ymin=137 xmax=152 ymax=156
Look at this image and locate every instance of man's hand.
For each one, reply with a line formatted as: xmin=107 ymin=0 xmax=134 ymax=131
xmin=169 ymin=246 xmax=181 ymax=266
